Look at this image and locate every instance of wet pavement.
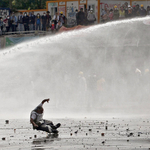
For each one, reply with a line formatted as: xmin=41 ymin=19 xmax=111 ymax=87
xmin=0 ymin=117 xmax=150 ymax=150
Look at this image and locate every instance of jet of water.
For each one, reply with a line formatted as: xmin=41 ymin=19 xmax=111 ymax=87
xmin=1 ymin=16 xmax=150 ymax=119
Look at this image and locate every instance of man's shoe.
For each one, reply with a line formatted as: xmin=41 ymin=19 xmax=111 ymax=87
xmin=55 ymin=123 xmax=61 ymax=129
xmin=52 ymin=129 xmax=58 ymax=134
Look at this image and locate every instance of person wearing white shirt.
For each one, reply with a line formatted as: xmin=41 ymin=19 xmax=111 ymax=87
xmin=52 ymin=12 xmax=59 ymax=29
xmin=30 ymin=98 xmax=61 ymax=133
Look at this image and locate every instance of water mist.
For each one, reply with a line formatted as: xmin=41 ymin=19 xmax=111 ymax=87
xmin=1 ymin=17 xmax=150 ymax=119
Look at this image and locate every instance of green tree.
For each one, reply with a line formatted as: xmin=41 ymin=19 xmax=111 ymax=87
xmin=0 ymin=0 xmax=52 ymax=9
xmin=0 ymin=0 xmax=9 ymax=8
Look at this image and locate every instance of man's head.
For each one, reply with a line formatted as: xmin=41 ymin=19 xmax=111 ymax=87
xmin=36 ymin=106 xmax=44 ymax=114
xmin=79 ymin=71 xmax=84 ymax=77
xmin=136 ymin=4 xmax=139 ymax=9
xmin=60 ymin=11 xmax=63 ymax=15
xmin=128 ymin=5 xmax=131 ymax=10
xmin=114 ymin=5 xmax=117 ymax=10
xmin=12 ymin=12 xmax=15 ymax=16
xmin=90 ymin=8 xmax=93 ymax=13
xmin=32 ymin=11 xmax=34 ymax=15
xmin=110 ymin=9 xmax=113 ymax=12
xmin=80 ymin=8 xmax=83 ymax=12
xmin=141 ymin=4 xmax=144 ymax=8
xmin=24 ymin=12 xmax=27 ymax=16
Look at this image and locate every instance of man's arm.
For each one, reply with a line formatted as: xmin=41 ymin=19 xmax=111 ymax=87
xmin=41 ymin=98 xmax=50 ymax=104
xmin=30 ymin=118 xmax=38 ymax=128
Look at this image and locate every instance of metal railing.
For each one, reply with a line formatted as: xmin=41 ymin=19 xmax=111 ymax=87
xmin=0 ymin=30 xmax=48 ymax=36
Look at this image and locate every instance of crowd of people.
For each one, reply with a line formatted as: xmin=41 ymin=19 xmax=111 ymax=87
xmin=76 ymin=8 xmax=96 ymax=26
xmin=0 ymin=7 xmax=96 ymax=35
xmin=101 ymin=3 xmax=149 ymax=22
xmin=75 ymin=66 xmax=150 ymax=109
xmin=0 ymin=11 xmax=66 ymax=35
xmin=0 ymin=2 xmax=150 ymax=35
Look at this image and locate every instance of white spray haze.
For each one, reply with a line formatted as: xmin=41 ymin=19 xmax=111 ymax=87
xmin=1 ymin=17 xmax=150 ymax=119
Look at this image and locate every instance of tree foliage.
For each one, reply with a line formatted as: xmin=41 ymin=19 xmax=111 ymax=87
xmin=0 ymin=0 xmax=52 ymax=10
xmin=0 ymin=0 xmax=10 ymax=8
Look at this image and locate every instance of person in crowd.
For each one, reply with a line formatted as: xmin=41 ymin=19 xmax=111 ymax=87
xmin=46 ymin=11 xmax=51 ymax=31
xmin=5 ymin=15 xmax=11 ymax=32
xmin=51 ymin=20 xmax=55 ymax=32
xmin=2 ymin=17 xmax=7 ymax=34
xmin=77 ymin=71 xmax=87 ymax=105
xmin=0 ymin=17 xmax=3 ymax=35
xmin=29 ymin=12 xmax=32 ymax=31
xmin=124 ymin=4 xmax=128 ymax=17
xmin=128 ymin=5 xmax=132 ymax=18
xmin=139 ymin=4 xmax=147 ymax=16
xmin=113 ymin=5 xmax=119 ymax=20
xmin=147 ymin=6 xmax=150 ymax=15
xmin=142 ymin=69 xmax=150 ymax=100
xmin=59 ymin=11 xmax=66 ymax=26
xmin=97 ymin=78 xmax=106 ymax=92
xmin=135 ymin=4 xmax=140 ymax=16
xmin=119 ymin=6 xmax=125 ymax=19
xmin=132 ymin=5 xmax=137 ymax=17
xmin=53 ymin=12 xmax=59 ymax=29
xmin=84 ymin=9 xmax=88 ymax=25
xmin=23 ymin=12 xmax=29 ymax=31
xmin=108 ymin=9 xmax=113 ymax=21
xmin=56 ymin=20 xmax=62 ymax=30
xmin=87 ymin=8 xmax=96 ymax=25
xmin=30 ymin=98 xmax=61 ymax=133
xmin=124 ymin=2 xmax=128 ymax=8
xmin=17 ymin=12 xmax=24 ymax=32
xmin=97 ymin=78 xmax=106 ymax=103
xmin=29 ymin=11 xmax=35 ymax=30
xmin=106 ymin=9 xmax=110 ymax=20
xmin=87 ymin=73 xmax=97 ymax=108
xmin=42 ymin=12 xmax=47 ymax=31
xmin=59 ymin=12 xmax=63 ymax=27
xmin=135 ymin=68 xmax=142 ymax=88
xmin=75 ymin=9 xmax=79 ymax=25
xmin=101 ymin=6 xmax=107 ymax=22
xmin=35 ymin=13 xmax=41 ymax=30
xmin=77 ymin=8 xmax=85 ymax=25
xmin=124 ymin=2 xmax=129 ymax=18
xmin=10 ymin=12 xmax=17 ymax=32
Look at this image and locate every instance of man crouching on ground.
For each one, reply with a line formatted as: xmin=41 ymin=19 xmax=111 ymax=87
xmin=30 ymin=98 xmax=61 ymax=134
